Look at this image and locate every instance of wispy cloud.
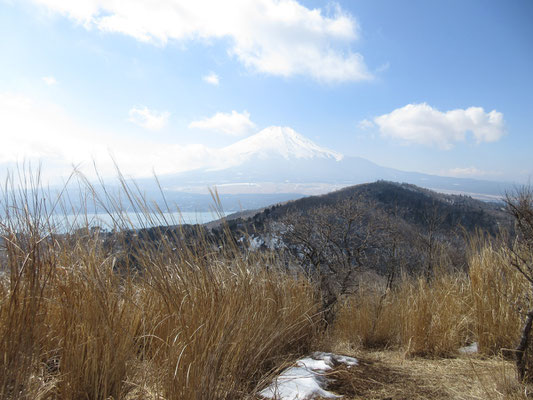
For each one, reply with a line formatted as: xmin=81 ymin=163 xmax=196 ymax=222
xmin=0 ymin=91 xmax=101 ymax=166
xmin=357 ymin=118 xmax=374 ymax=130
xmin=31 ymin=0 xmax=371 ymax=82
xmin=203 ymin=72 xmax=219 ymax=86
xmin=42 ymin=76 xmax=57 ymax=85
xmin=189 ymin=110 xmax=256 ymax=136
xmin=374 ymin=103 xmax=505 ymax=149
xmin=0 ymin=92 xmax=215 ymax=180
xmin=128 ymin=106 xmax=170 ymax=130
xmin=376 ymin=62 xmax=390 ymax=73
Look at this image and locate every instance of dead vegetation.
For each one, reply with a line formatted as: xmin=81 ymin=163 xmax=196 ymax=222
xmin=1 ymin=169 xmax=532 ymax=399
xmin=330 ymin=349 xmax=531 ymax=400
xmin=0 ymin=170 xmax=320 ymax=399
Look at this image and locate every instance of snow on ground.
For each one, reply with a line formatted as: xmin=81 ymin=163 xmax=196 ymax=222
xmin=459 ymin=342 xmax=479 ymax=354
xmin=259 ymin=352 xmax=358 ymax=400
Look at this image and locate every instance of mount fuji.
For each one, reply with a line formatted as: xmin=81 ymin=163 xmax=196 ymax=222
xmin=216 ymin=126 xmax=343 ymax=166
xmin=147 ymin=126 xmax=512 ymax=203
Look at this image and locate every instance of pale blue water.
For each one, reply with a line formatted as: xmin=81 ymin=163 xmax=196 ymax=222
xmin=57 ymin=211 xmax=221 ymax=231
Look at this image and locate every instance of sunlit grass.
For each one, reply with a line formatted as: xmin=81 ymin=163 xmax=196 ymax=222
xmin=0 ymin=169 xmax=320 ymax=399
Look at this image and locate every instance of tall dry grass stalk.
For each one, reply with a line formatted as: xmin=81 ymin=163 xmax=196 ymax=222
xmin=333 ymin=280 xmax=398 ymax=348
xmin=396 ymin=273 xmax=472 ymax=356
xmin=0 ymin=169 xmax=321 ymax=399
xmin=333 ymin=272 xmax=472 ymax=356
xmin=334 ymin=233 xmax=532 ymax=359
xmin=469 ymin=235 xmax=529 ymax=356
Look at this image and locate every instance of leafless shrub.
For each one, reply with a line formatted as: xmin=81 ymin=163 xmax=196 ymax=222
xmin=503 ymin=186 xmax=533 ymax=381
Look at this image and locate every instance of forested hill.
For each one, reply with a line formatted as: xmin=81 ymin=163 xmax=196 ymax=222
xmin=125 ymin=181 xmax=511 ymax=278
xmin=224 ymin=181 xmax=509 ymax=236
xmin=212 ymin=181 xmax=512 ymax=278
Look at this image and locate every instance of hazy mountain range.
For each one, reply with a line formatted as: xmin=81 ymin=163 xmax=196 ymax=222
xmin=56 ymin=126 xmax=514 ymax=214
xmin=148 ymin=126 xmax=513 ymax=204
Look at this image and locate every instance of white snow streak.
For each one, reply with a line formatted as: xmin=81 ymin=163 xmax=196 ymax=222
xmin=259 ymin=352 xmax=358 ymax=400
xmin=459 ymin=342 xmax=478 ymax=354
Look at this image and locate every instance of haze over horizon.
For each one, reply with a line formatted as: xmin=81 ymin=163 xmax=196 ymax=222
xmin=1 ymin=0 xmax=532 ymax=185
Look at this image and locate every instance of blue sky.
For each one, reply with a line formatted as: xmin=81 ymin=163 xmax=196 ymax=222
xmin=1 ymin=0 xmax=532 ymax=183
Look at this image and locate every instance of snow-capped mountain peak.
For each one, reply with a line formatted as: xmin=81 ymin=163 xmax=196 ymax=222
xmin=220 ymin=126 xmax=343 ymax=163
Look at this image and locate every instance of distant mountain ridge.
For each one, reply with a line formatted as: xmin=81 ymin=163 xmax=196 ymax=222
xmin=210 ymin=181 xmax=512 ymax=276
xmin=222 ymin=181 xmax=510 ymax=235
xmin=152 ymin=126 xmax=514 ymax=201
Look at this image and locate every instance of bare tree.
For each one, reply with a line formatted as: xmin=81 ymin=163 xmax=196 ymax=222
xmin=504 ymin=186 xmax=533 ymax=381
xmin=280 ymin=196 xmax=384 ymax=325
xmin=417 ymin=201 xmax=446 ymax=280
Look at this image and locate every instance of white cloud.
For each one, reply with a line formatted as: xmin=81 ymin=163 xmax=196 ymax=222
xmin=128 ymin=106 xmax=170 ymax=130
xmin=203 ymin=72 xmax=219 ymax=86
xmin=0 ymin=92 xmax=214 ymax=182
xmin=374 ymin=103 xmax=505 ymax=149
xmin=0 ymin=92 xmax=118 ymax=183
xmin=0 ymin=92 xmax=94 ymax=164
xmin=42 ymin=76 xmax=57 ymax=85
xmin=376 ymin=62 xmax=390 ymax=73
xmin=357 ymin=118 xmax=374 ymax=130
xmin=31 ymin=0 xmax=371 ymax=82
xmin=189 ymin=110 xmax=256 ymax=136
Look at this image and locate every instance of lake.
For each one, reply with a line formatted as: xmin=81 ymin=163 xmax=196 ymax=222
xmin=56 ymin=211 xmax=222 ymax=231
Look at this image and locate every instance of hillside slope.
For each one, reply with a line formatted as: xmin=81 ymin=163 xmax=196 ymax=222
xmin=225 ymin=181 xmax=508 ymax=235
xmin=217 ymin=181 xmax=510 ymax=277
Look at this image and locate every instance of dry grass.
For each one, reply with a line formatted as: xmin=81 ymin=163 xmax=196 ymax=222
xmin=330 ymin=232 xmax=533 ymax=397
xmin=0 ymin=170 xmax=321 ymax=399
xmin=469 ymin=238 xmax=529 ymax=356
xmin=333 ymin=233 xmax=532 ymax=360
xmin=333 ymin=281 xmax=399 ymax=349
xmin=332 ymin=272 xmax=472 ymax=357
xmin=326 ymin=343 xmax=532 ymax=400
xmin=396 ymin=273 xmax=473 ymax=356
xmin=2 ymin=168 xmax=532 ymax=399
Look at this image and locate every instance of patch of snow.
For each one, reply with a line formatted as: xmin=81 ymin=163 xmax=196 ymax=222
xmin=326 ymin=354 xmax=358 ymax=367
xmin=259 ymin=365 xmax=338 ymax=399
xmin=249 ymin=235 xmax=265 ymax=250
xmin=459 ymin=342 xmax=478 ymax=354
xmin=297 ymin=357 xmax=332 ymax=371
xmin=259 ymin=352 xmax=358 ymax=400
xmin=248 ymin=233 xmax=285 ymax=251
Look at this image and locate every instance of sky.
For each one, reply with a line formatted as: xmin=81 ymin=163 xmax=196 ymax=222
xmin=1 ymin=0 xmax=532 ymax=184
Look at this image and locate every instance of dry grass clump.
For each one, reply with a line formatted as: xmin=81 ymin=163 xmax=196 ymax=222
xmin=469 ymin=238 xmax=529 ymax=356
xmin=396 ymin=273 xmax=472 ymax=356
xmin=45 ymin=240 xmax=143 ymax=400
xmin=333 ymin=272 xmax=472 ymax=356
xmin=0 ymin=171 xmax=321 ymax=399
xmin=333 ymin=281 xmax=398 ymax=348
xmin=139 ymin=254 xmax=319 ymax=399
xmin=333 ymin=230 xmax=533 ymax=359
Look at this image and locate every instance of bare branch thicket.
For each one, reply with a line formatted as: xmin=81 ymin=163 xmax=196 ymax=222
xmin=504 ymin=186 xmax=533 ymax=381
xmin=280 ymin=197 xmax=391 ymax=325
xmin=419 ymin=201 xmax=445 ymax=280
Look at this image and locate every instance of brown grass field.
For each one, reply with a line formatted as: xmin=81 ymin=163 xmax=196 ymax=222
xmin=1 ymin=171 xmax=532 ymax=399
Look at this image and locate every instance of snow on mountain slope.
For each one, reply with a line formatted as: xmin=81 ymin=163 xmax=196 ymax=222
xmin=151 ymin=126 xmax=513 ymax=199
xmin=216 ymin=126 xmax=343 ymax=168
